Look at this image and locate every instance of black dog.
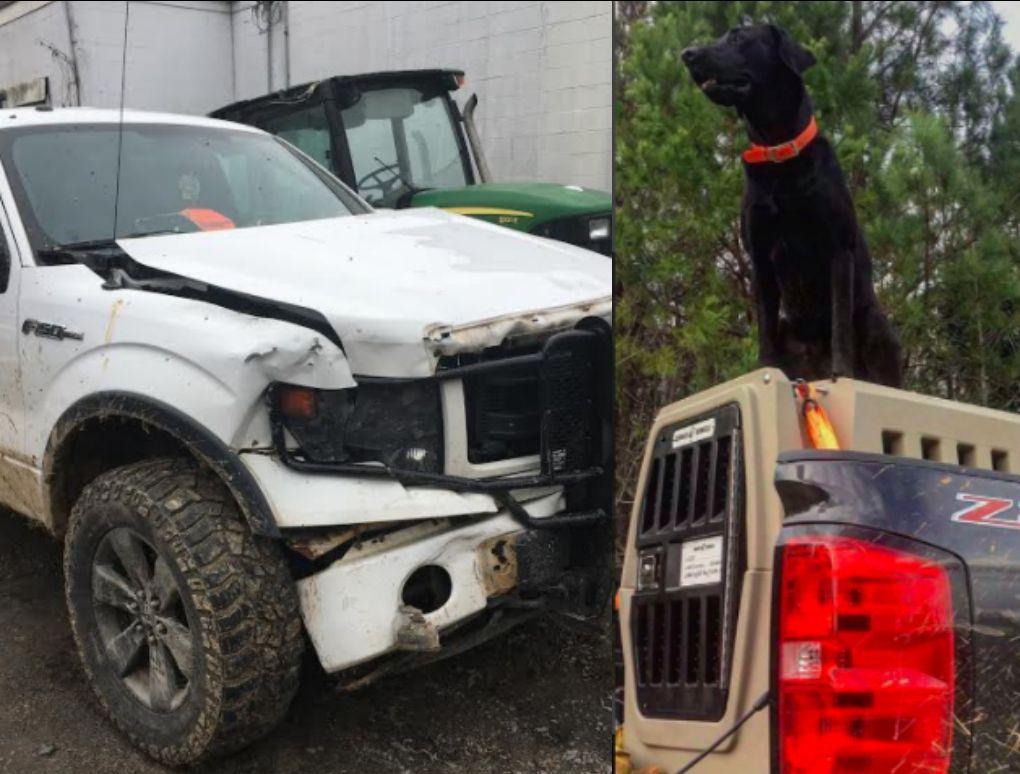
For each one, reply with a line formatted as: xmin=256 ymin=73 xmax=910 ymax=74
xmin=682 ymin=24 xmax=902 ymax=387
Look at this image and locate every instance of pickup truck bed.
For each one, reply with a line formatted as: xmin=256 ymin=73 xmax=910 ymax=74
xmin=776 ymin=449 xmax=1019 ymax=771
xmin=618 ymin=368 xmax=1020 ymax=773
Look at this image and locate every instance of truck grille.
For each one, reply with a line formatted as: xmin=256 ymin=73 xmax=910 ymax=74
xmin=464 ymin=360 xmax=541 ymax=463
xmin=630 ymin=404 xmax=744 ymax=720
xmin=539 ymin=330 xmax=596 ymax=474
xmin=455 ymin=328 xmax=602 ymax=471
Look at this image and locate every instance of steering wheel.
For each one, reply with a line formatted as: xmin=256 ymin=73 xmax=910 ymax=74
xmin=356 ymin=161 xmax=403 ymax=200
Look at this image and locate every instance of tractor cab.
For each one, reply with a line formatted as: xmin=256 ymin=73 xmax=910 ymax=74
xmin=211 ymin=69 xmax=611 ymax=255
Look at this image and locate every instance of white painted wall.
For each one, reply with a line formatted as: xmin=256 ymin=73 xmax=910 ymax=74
xmin=73 ymin=0 xmax=234 ymax=114
xmin=0 ymin=1 xmax=78 ymax=107
xmin=0 ymin=1 xmax=234 ymax=114
xmin=232 ymin=1 xmax=612 ymax=189
xmin=0 ymin=0 xmax=611 ymax=189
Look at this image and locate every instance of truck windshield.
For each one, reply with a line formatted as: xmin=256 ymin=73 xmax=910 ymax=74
xmin=0 ymin=122 xmax=369 ymax=253
xmin=340 ymin=86 xmax=469 ymax=206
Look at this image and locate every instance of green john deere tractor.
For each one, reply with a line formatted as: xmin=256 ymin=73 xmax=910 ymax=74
xmin=211 ymin=69 xmax=612 ymax=256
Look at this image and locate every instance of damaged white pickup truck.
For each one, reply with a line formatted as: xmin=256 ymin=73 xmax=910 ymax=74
xmin=0 ymin=108 xmax=611 ymax=764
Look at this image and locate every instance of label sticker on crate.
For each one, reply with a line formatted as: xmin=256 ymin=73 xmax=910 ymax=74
xmin=680 ymin=535 xmax=723 ymax=587
xmin=672 ymin=418 xmax=715 ymax=449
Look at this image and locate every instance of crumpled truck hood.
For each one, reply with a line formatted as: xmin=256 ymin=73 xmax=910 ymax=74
xmin=118 ymin=208 xmax=611 ymax=377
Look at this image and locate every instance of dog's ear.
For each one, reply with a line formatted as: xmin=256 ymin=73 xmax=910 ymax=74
xmin=770 ymin=24 xmax=816 ymax=74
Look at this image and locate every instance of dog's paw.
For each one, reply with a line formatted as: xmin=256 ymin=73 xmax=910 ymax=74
xmin=831 ymin=358 xmax=854 ymax=381
xmin=829 ymin=366 xmax=850 ymax=381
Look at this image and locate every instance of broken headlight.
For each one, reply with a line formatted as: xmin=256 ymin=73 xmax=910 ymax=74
xmin=272 ymin=381 xmax=443 ymax=473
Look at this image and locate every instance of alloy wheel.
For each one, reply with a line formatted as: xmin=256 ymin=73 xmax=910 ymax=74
xmin=91 ymin=527 xmax=195 ymax=713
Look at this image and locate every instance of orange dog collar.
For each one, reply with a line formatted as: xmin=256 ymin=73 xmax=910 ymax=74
xmin=743 ymin=116 xmax=818 ymax=164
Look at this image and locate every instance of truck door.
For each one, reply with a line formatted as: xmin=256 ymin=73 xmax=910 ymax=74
xmin=0 ymin=169 xmax=24 ymax=457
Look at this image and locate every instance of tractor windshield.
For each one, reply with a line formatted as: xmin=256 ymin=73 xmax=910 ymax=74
xmin=340 ymin=85 xmax=470 ymax=207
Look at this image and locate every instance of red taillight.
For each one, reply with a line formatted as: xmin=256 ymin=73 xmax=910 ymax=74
xmin=777 ymin=535 xmax=955 ymax=774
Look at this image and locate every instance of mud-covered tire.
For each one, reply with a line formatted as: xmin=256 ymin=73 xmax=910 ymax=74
xmin=64 ymin=457 xmax=303 ymax=766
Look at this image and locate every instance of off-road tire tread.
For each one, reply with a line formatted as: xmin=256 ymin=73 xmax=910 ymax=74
xmin=64 ymin=457 xmax=303 ymax=766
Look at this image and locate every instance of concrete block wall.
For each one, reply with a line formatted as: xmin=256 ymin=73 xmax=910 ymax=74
xmin=72 ymin=0 xmax=234 ymax=114
xmin=0 ymin=1 xmax=233 ymax=114
xmin=0 ymin=0 xmax=610 ymax=190
xmin=0 ymin=1 xmax=77 ymax=107
xmin=235 ymin=0 xmax=611 ymax=190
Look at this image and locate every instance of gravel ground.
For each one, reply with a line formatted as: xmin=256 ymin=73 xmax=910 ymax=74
xmin=0 ymin=510 xmax=612 ymax=773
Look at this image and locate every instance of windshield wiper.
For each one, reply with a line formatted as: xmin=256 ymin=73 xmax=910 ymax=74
xmin=35 ymin=238 xmax=122 ymax=264
xmin=33 ymin=238 xmax=206 ymax=294
xmin=102 ymin=266 xmax=208 ymax=294
xmin=36 ymin=230 xmax=184 ymax=263
xmin=41 ymin=237 xmax=118 ymax=252
xmin=120 ymin=229 xmax=186 ymax=240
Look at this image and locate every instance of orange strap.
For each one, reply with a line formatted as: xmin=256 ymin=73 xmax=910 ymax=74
xmin=179 ymin=208 xmax=236 ymax=232
xmin=615 ymin=728 xmax=662 ymax=774
xmin=795 ymin=381 xmax=840 ymax=450
xmin=743 ymin=116 xmax=818 ymax=164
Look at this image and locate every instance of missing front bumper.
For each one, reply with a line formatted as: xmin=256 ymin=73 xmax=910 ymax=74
xmin=296 ymin=491 xmax=609 ymax=674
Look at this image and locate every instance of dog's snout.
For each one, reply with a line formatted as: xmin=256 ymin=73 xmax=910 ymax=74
xmin=680 ymin=47 xmax=700 ymax=65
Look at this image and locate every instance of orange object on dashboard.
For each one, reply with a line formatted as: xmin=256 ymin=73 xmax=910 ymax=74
xmin=795 ymin=381 xmax=840 ymax=450
xmin=179 ymin=208 xmax=235 ymax=232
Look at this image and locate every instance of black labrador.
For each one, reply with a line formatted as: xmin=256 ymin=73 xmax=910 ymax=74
xmin=682 ymin=24 xmax=903 ymax=387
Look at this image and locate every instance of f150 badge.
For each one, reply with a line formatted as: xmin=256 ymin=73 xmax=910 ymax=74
xmin=21 ymin=319 xmax=84 ymax=341
xmin=952 ymin=493 xmax=1019 ymax=530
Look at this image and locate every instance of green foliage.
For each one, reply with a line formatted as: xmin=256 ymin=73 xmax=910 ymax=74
xmin=615 ymin=1 xmax=1020 ymax=522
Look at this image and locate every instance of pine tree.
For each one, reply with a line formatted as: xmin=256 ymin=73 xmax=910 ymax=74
xmin=615 ymin=0 xmax=1020 ymax=529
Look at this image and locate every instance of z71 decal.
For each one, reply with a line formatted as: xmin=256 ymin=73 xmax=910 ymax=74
xmin=952 ymin=493 xmax=1018 ymax=530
